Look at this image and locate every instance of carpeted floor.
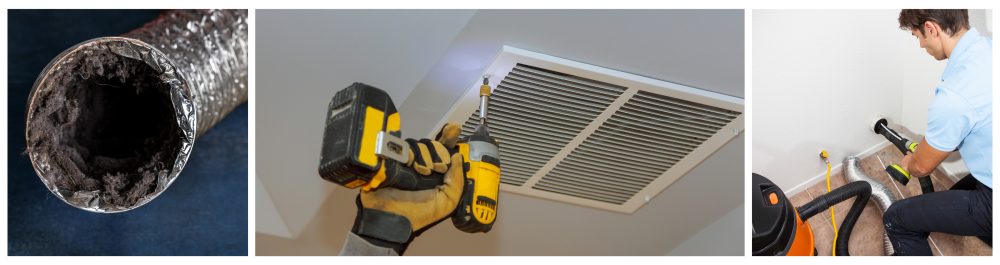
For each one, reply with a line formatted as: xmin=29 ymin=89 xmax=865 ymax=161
xmin=7 ymin=9 xmax=248 ymax=256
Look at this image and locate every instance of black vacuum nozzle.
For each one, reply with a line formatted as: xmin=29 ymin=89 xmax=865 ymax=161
xmin=873 ymin=118 xmax=889 ymax=134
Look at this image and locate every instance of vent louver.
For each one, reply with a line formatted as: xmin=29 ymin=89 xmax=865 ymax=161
xmin=461 ymin=64 xmax=626 ymax=186
xmin=533 ymin=91 xmax=741 ymax=204
xmin=437 ymin=46 xmax=743 ymax=214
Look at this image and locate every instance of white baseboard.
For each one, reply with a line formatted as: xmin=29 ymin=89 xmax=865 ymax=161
xmin=783 ymin=141 xmax=891 ymax=196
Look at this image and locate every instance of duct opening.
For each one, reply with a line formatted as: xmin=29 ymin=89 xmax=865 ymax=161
xmin=27 ymin=47 xmax=183 ymax=207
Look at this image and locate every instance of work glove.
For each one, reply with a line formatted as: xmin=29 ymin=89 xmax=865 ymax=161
xmin=350 ymin=123 xmax=465 ymax=255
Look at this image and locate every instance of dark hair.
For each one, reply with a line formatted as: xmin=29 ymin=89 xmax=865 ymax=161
xmin=898 ymin=9 xmax=970 ymax=37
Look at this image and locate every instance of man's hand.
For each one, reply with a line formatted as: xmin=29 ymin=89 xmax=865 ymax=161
xmin=349 ymin=123 xmax=464 ymax=255
xmin=900 ymin=151 xmax=921 ymax=177
xmin=902 ymin=137 xmax=952 ymax=178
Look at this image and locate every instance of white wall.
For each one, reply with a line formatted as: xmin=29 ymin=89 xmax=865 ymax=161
xmin=256 ymin=175 xmax=292 ymax=238
xmin=969 ymin=9 xmax=993 ymax=38
xmin=755 ymin=9 xmax=991 ymax=192
xmin=752 ymin=10 xmax=907 ymax=193
xmin=665 ymin=205 xmax=744 ymax=256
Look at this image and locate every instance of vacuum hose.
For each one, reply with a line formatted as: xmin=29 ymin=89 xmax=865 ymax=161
xmin=844 ymin=156 xmax=897 ymax=255
xmin=797 ymin=181 xmax=872 ymax=256
xmin=24 ymin=10 xmax=248 ymax=212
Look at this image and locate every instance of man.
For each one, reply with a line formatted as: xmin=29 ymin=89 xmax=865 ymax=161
xmin=883 ymin=9 xmax=992 ymax=256
xmin=339 ymin=123 xmax=467 ymax=255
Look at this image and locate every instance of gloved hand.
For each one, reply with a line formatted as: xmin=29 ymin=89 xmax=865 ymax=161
xmin=350 ymin=123 xmax=465 ymax=255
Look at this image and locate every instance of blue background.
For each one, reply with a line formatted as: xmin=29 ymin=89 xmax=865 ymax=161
xmin=7 ymin=10 xmax=248 ymax=256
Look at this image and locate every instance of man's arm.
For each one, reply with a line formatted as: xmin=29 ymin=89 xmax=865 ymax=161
xmin=900 ymin=137 xmax=952 ymax=178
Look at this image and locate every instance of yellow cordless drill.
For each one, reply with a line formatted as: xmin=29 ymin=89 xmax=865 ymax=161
xmin=318 ymin=78 xmax=501 ymax=233
xmin=452 ymin=75 xmax=501 ymax=233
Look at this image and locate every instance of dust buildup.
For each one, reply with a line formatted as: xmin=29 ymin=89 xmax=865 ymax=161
xmin=27 ymin=47 xmax=182 ymax=207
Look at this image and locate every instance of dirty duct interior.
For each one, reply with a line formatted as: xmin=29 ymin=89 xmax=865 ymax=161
xmin=27 ymin=45 xmax=182 ymax=208
xmin=25 ymin=10 xmax=249 ymax=212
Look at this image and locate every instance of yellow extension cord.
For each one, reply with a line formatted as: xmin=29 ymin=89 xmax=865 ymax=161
xmin=827 ymin=161 xmax=838 ymax=256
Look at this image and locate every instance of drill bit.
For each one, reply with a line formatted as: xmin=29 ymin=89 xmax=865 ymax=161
xmin=478 ymin=75 xmax=491 ymax=128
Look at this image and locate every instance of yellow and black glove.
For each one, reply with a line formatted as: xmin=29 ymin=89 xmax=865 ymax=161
xmin=350 ymin=123 xmax=464 ymax=255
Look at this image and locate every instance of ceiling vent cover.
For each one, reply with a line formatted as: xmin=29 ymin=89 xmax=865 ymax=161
xmin=461 ymin=64 xmax=627 ymax=186
xmin=534 ymin=90 xmax=741 ymax=205
xmin=434 ymin=46 xmax=743 ymax=214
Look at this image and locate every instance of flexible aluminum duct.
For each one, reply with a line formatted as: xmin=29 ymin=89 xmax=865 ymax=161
xmin=844 ymin=156 xmax=897 ymax=256
xmin=24 ymin=9 xmax=248 ymax=213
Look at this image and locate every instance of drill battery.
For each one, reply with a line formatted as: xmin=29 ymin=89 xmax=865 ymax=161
xmin=317 ymin=83 xmax=403 ymax=189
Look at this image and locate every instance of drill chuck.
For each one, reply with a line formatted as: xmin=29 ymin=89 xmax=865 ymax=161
xmin=478 ymin=75 xmax=491 ymax=126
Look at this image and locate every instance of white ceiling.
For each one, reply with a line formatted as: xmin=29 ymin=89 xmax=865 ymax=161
xmin=256 ymin=10 xmax=477 ymax=236
xmin=400 ymin=9 xmax=745 ymax=137
xmin=256 ymin=9 xmax=745 ymax=254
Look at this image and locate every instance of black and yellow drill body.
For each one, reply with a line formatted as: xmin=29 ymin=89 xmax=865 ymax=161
xmin=452 ymin=76 xmax=501 ymax=233
xmin=453 ymin=126 xmax=501 ymax=233
xmin=873 ymin=118 xmax=934 ymax=194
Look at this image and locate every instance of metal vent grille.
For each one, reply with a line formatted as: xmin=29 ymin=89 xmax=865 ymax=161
xmin=439 ymin=46 xmax=744 ymax=213
xmin=461 ymin=64 xmax=627 ymax=186
xmin=532 ymin=91 xmax=742 ymax=204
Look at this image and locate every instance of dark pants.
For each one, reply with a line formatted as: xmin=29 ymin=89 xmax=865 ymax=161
xmin=883 ymin=174 xmax=992 ymax=256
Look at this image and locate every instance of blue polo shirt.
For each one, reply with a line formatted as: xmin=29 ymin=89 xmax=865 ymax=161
xmin=925 ymin=27 xmax=992 ymax=189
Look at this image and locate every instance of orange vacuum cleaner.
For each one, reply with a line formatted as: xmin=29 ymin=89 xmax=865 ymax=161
xmin=752 ymin=173 xmax=872 ymax=256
